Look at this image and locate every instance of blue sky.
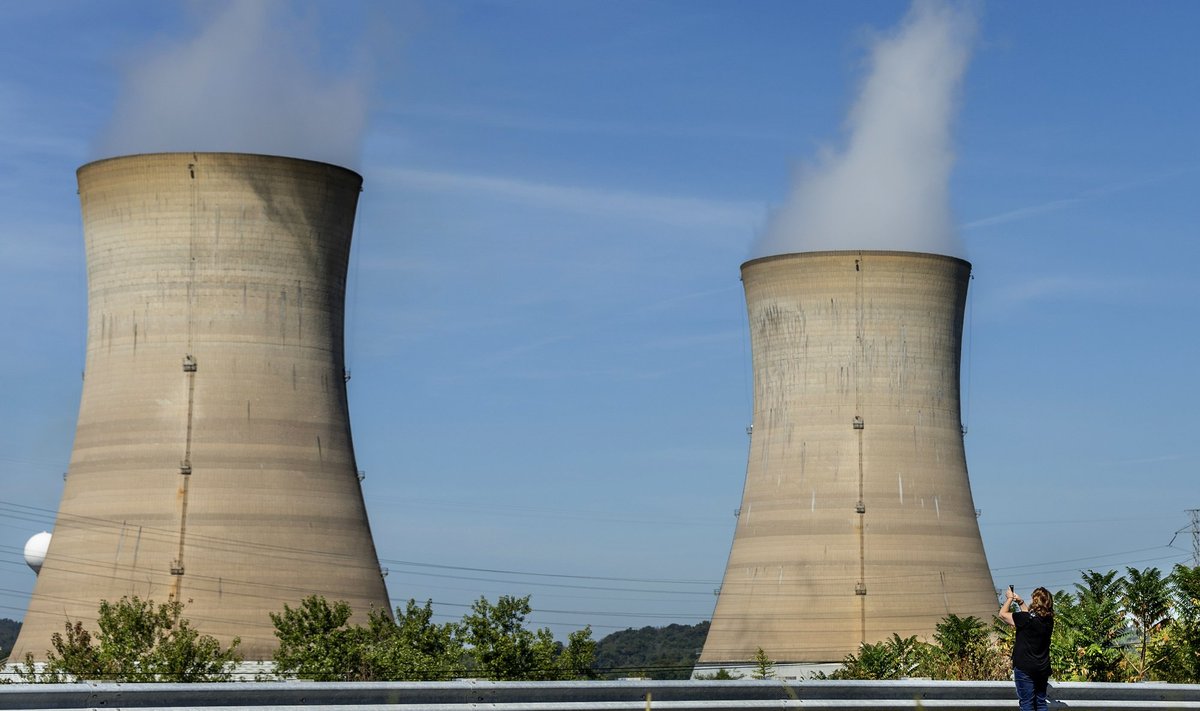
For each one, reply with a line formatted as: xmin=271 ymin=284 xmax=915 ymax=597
xmin=1 ymin=0 xmax=1197 ymax=641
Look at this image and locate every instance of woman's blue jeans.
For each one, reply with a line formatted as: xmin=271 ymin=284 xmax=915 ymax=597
xmin=1013 ymin=668 xmax=1049 ymax=711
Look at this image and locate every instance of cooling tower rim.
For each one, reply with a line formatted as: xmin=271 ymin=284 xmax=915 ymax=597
xmin=78 ymin=152 xmax=362 ymax=181
xmin=741 ymin=249 xmax=970 ymax=272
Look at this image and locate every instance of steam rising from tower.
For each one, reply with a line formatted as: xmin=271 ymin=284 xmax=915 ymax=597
xmin=96 ymin=1 xmax=368 ymax=168
xmin=11 ymin=153 xmax=390 ymax=661
xmin=754 ymin=0 xmax=975 ymax=258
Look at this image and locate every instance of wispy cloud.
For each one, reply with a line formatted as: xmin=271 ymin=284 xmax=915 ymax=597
xmin=963 ymin=197 xmax=1088 ymax=230
xmin=475 ymin=334 xmax=576 ymax=366
xmin=640 ymin=285 xmax=741 ymax=313
xmin=375 ymin=167 xmax=761 ymax=231
xmin=964 ymin=168 xmax=1198 ymax=230
xmin=463 ymin=323 xmax=741 ymax=374
xmin=0 ymin=79 xmax=88 ymax=175
xmin=1097 ymin=454 xmax=1184 ymax=468
xmin=637 ymin=328 xmax=743 ymax=352
xmin=984 ymin=275 xmax=1144 ymax=312
xmin=387 ymin=103 xmax=791 ymax=142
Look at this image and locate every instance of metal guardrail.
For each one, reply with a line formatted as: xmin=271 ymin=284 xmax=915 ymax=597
xmin=0 ymin=679 xmax=1198 ymax=711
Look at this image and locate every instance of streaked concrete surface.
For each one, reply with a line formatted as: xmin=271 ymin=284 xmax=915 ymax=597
xmin=701 ymin=251 xmax=996 ymax=665
xmin=13 ymin=153 xmax=390 ymax=661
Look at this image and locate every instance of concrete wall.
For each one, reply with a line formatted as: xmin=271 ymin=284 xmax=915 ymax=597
xmin=701 ymin=250 xmax=996 ymax=665
xmin=12 ymin=153 xmax=390 ymax=661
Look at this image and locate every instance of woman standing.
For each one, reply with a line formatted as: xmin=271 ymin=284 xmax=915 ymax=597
xmin=1000 ymin=586 xmax=1054 ymax=711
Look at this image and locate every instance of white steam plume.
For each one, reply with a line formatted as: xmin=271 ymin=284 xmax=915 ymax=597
xmin=753 ymin=0 xmax=976 ymax=259
xmin=94 ymin=1 xmax=367 ymax=169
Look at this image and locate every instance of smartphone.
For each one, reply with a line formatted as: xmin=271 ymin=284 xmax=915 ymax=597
xmin=1009 ymin=585 xmax=1014 ymax=593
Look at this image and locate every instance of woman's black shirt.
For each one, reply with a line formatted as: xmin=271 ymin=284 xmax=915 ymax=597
xmin=1012 ymin=610 xmax=1053 ymax=677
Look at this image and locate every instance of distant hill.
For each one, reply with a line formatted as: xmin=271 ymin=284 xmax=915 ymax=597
xmin=594 ymin=621 xmax=709 ymax=680
xmin=0 ymin=618 xmax=20 ymax=663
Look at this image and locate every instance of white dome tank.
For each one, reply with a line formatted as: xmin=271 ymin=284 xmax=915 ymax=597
xmin=24 ymin=531 xmax=52 ymax=574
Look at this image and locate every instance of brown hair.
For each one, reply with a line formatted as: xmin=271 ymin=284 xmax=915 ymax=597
xmin=1029 ymin=587 xmax=1053 ymax=619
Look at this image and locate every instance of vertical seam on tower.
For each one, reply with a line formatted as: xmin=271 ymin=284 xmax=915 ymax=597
xmin=855 ymin=254 xmax=867 ymax=645
xmin=172 ymin=157 xmax=200 ymax=599
xmin=178 ymin=362 xmax=196 ymax=571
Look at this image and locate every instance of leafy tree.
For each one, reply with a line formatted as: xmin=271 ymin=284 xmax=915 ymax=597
xmin=272 ymin=596 xmax=465 ymax=681
xmin=771 ymin=567 xmax=1200 ymax=684
xmin=271 ymin=595 xmax=371 ymax=680
xmin=990 ymin=608 xmax=1016 ymax=657
xmin=557 ymin=627 xmax=599 ymax=680
xmin=1122 ymin=566 xmax=1170 ymax=680
xmin=461 ymin=594 xmax=595 ymax=680
xmin=19 ymin=597 xmax=239 ymax=682
xmin=1064 ymin=570 xmax=1127 ymax=681
xmin=830 ymin=634 xmax=925 ymax=680
xmin=1048 ymin=590 xmax=1081 ymax=681
xmin=823 ymin=613 xmax=1017 ymax=682
xmin=271 ymin=594 xmax=593 ymax=681
xmin=931 ymin=614 xmax=1006 ymax=680
xmin=20 ymin=621 xmax=102 ymax=682
xmin=365 ymin=600 xmax=464 ymax=681
xmin=1159 ymin=564 xmax=1200 ymax=683
xmin=150 ymin=612 xmax=240 ymax=681
xmin=830 ymin=639 xmax=897 ymax=680
xmin=751 ymin=647 xmax=775 ymax=679
xmin=461 ymin=595 xmax=538 ymax=680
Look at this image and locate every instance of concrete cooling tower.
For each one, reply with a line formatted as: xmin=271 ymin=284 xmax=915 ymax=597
xmin=698 ymin=250 xmax=996 ymax=674
xmin=12 ymin=153 xmax=390 ymax=661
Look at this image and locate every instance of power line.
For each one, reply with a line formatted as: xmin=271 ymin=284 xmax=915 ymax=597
xmin=379 ymin=557 xmax=713 ymax=586
xmin=989 ymin=545 xmax=1172 ymax=572
xmin=2 ymin=496 xmax=1195 ymax=636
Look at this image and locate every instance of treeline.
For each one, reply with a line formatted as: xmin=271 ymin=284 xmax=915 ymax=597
xmin=9 ymin=594 xmax=597 ymax=682
xmin=9 ymin=563 xmax=1199 ymax=683
xmin=825 ymin=564 xmax=1200 ymax=684
xmin=593 ymin=621 xmax=709 ymax=679
xmin=5 ymin=607 xmax=709 ymax=682
xmin=270 ymin=595 xmax=597 ymax=681
xmin=0 ymin=619 xmax=20 ymax=663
